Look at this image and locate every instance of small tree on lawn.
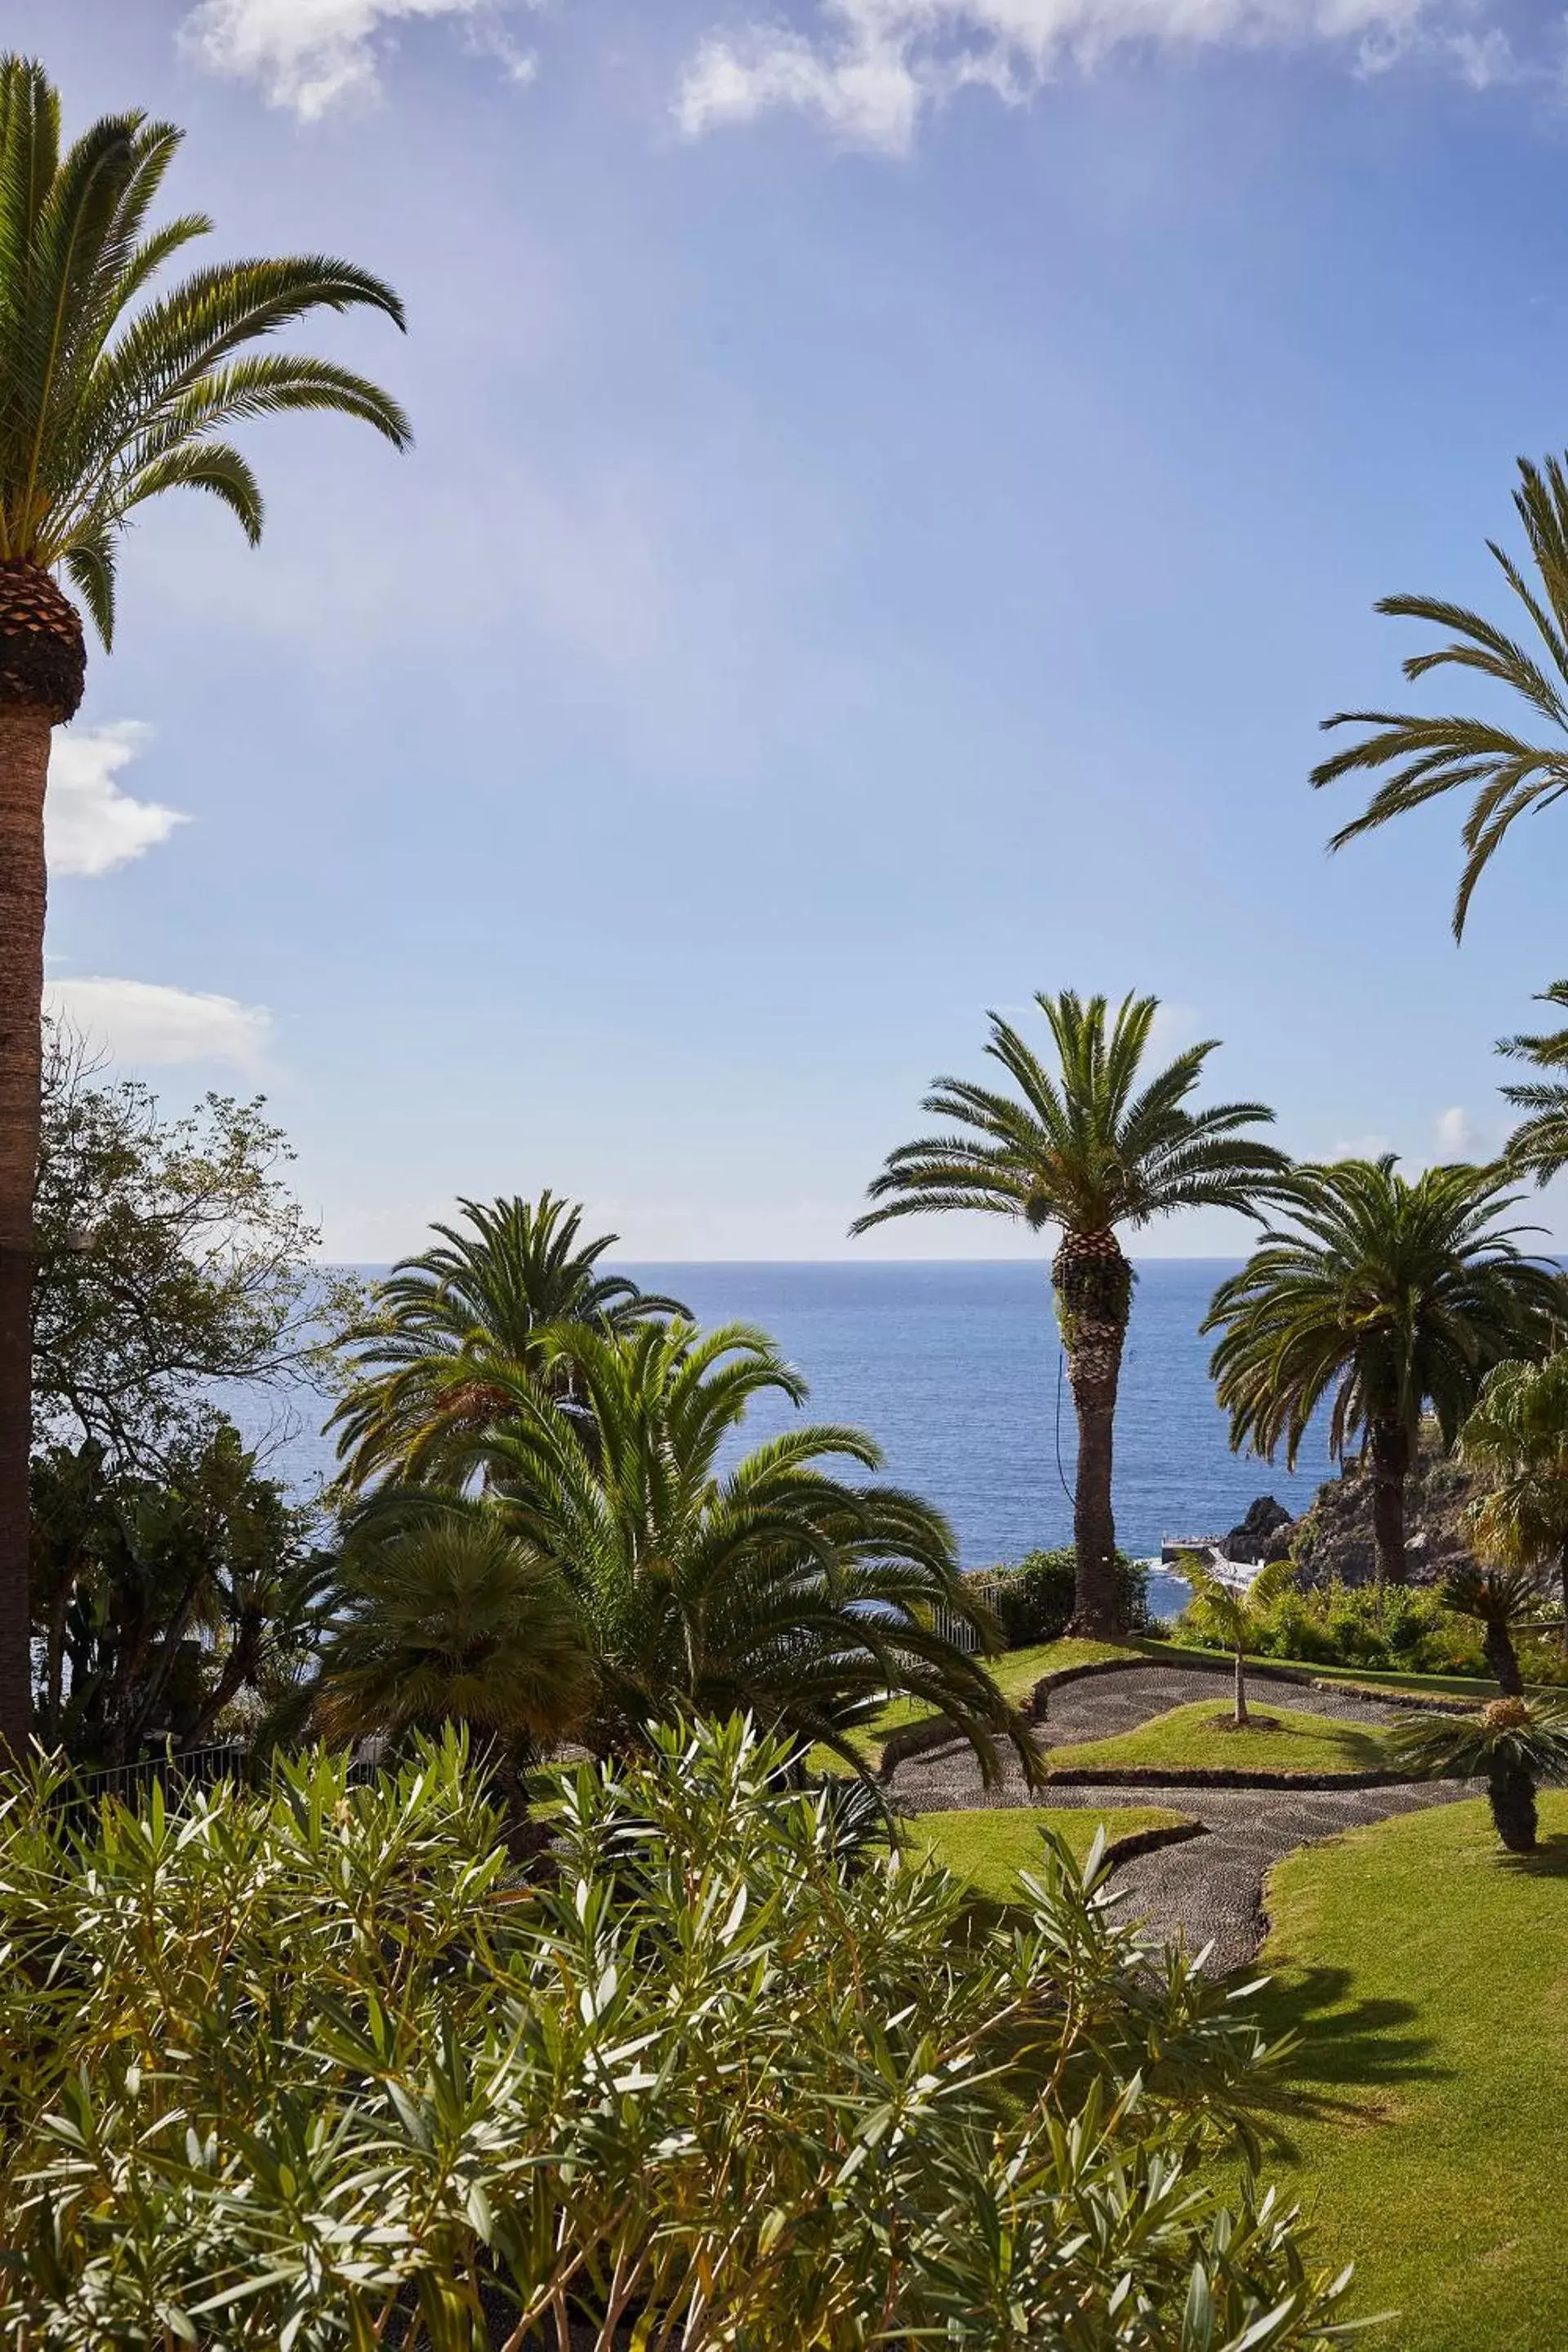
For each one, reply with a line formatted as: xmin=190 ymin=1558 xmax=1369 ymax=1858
xmin=1180 ymin=1555 xmax=1294 ymax=1727
xmin=1388 ymin=1695 xmax=1568 ymax=1855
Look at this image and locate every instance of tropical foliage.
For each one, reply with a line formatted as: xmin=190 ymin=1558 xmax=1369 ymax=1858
xmin=330 ymin=1318 xmax=1039 ymax=1784
xmin=987 ymin=1545 xmax=1150 ymax=1649
xmin=1459 ymin=1351 xmax=1568 ymax=1655
xmin=1312 ymin=453 xmax=1568 ymax=938
xmin=0 ymin=1718 xmax=1361 ymax=2350
xmin=1205 ymin=1156 xmax=1564 ymax=1584
xmin=329 ymin=1191 xmax=684 ymax=1490
xmin=853 ymin=990 xmax=1287 ymax=1637
xmin=1495 ymin=979 xmax=1568 ymax=1183
xmin=0 ymin=53 xmax=408 ymax=1757
xmin=1177 ymin=1556 xmax=1294 ymax=1725
xmin=1386 ymin=1693 xmax=1568 ymax=1853
xmin=29 ymin=1421 xmax=327 ymax=1765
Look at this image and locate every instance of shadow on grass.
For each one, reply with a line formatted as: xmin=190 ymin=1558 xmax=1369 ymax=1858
xmin=1241 ymin=1963 xmax=1447 ymax=2151
xmin=1495 ymin=1829 xmax=1568 ymax=1878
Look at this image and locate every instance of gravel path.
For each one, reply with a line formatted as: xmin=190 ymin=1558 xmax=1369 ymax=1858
xmin=890 ymin=1661 xmax=1477 ymax=1972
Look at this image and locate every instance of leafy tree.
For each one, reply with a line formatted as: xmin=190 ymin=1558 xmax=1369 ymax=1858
xmin=329 ymin=1191 xmax=684 ymax=1490
xmin=1312 ymin=454 xmax=1568 ymax=938
xmin=336 ymin=1319 xmax=1040 ymax=1786
xmin=29 ymin=1420 xmax=328 ymax=1765
xmin=315 ymin=1512 xmax=595 ymax=1754
xmin=0 ymin=1718 xmax=1361 ymax=2347
xmin=852 ymin=991 xmax=1287 ymax=1637
xmin=1205 ymin=1157 xmax=1564 ymax=1584
xmin=0 ymin=55 xmax=408 ymax=1756
xmin=1495 ymin=978 xmax=1568 ymax=1184
xmin=33 ymin=1023 xmax=344 ymax=1475
xmin=1387 ymin=1692 xmax=1568 ymax=1854
xmin=1178 ymin=1555 xmax=1294 ymax=1726
xmin=1459 ymin=1352 xmax=1568 ymax=1658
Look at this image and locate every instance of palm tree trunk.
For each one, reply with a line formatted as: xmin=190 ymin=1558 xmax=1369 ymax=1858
xmin=1054 ymin=1230 xmax=1132 ymax=1639
xmin=1482 ymin=1619 xmax=1526 ymax=1699
xmin=0 ymin=704 xmax=53 ymax=1762
xmin=1233 ymin=1643 xmax=1249 ymax=1727
xmin=1559 ymin=1540 xmax=1568 ymax=1663
xmin=1367 ymin=1418 xmax=1410 ymax=1584
xmin=1488 ymin=1760 xmax=1539 ymax=1853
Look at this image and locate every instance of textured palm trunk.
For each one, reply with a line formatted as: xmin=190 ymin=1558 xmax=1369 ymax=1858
xmin=1054 ymin=1229 xmax=1132 ymax=1640
xmin=1560 ymin=1541 xmax=1568 ymax=1664
xmin=1367 ymin=1418 xmax=1410 ymax=1585
xmin=1488 ymin=1761 xmax=1539 ymax=1854
xmin=1233 ymin=1644 xmax=1250 ymax=1727
xmin=0 ymin=563 xmax=85 ymax=1763
xmin=0 ymin=704 xmax=52 ymax=1760
xmin=1482 ymin=1619 xmax=1525 ymax=1700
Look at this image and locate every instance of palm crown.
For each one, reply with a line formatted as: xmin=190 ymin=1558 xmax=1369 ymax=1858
xmin=852 ymin=991 xmax=1287 ymax=1240
xmin=0 ymin=53 xmax=409 ymax=657
xmin=1312 ymin=456 xmax=1568 ymax=939
xmin=343 ymin=1318 xmax=1038 ymax=1784
xmin=1494 ymin=979 xmax=1568 ymax=1184
xmin=330 ymin=1193 xmax=686 ymax=1490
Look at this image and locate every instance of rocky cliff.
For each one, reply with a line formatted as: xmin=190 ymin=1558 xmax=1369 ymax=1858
xmin=1224 ymin=1434 xmax=1478 ymax=1588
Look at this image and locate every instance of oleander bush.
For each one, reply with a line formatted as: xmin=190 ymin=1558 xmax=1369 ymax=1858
xmin=0 ymin=1718 xmax=1359 ymax=2350
xmin=990 ymin=1548 xmax=1151 ymax=1648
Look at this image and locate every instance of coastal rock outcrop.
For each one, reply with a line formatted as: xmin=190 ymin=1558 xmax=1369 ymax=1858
xmin=1219 ymin=1495 xmax=1294 ymax=1564
xmin=1284 ymin=1436 xmax=1478 ymax=1588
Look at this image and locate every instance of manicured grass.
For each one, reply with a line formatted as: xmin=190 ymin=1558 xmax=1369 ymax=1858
xmin=908 ymin=1804 xmax=1191 ymax=1905
xmin=1143 ymin=1640 xmax=1500 ymax=1701
xmin=812 ymin=1638 xmax=1141 ymax=1775
xmin=1049 ymin=1699 xmax=1389 ymax=1776
xmin=1250 ymin=1794 xmax=1568 ymax=2350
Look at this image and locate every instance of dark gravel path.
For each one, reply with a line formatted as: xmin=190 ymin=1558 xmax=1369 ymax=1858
xmin=890 ymin=1661 xmax=1477 ymax=1972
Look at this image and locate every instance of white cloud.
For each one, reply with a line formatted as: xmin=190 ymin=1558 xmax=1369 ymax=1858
xmin=45 ymin=724 xmax=189 ymax=880
xmin=1433 ymin=1103 xmax=1481 ymax=1158
xmin=43 ymin=979 xmax=272 ymax=1071
xmin=675 ymin=0 xmax=1499 ymax=153
xmin=180 ymin=0 xmax=538 ymax=118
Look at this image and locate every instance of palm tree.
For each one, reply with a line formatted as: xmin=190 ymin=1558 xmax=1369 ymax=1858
xmin=1205 ymin=1158 xmax=1565 ymax=1585
xmin=1386 ymin=1694 xmax=1568 ymax=1855
xmin=330 ymin=1193 xmax=685 ymax=1490
xmin=316 ymin=1513 xmax=595 ymax=1753
xmin=1312 ymin=455 xmax=1568 ymax=939
xmin=1438 ymin=1562 xmax=1548 ymax=1699
xmin=1178 ymin=1555 xmax=1294 ymax=1726
xmin=0 ymin=56 xmax=409 ymax=1757
xmin=1459 ymin=1355 xmax=1568 ymax=1657
xmin=343 ymin=1319 xmax=1042 ymax=1787
xmin=850 ymin=991 xmax=1288 ymax=1637
xmin=1495 ymin=980 xmax=1568 ymax=1184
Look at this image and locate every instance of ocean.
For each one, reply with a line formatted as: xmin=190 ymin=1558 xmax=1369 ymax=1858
xmin=268 ymin=1259 xmax=1336 ymax=1624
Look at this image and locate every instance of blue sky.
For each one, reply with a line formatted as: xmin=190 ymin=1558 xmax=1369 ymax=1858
xmin=22 ymin=0 xmax=1568 ymax=1258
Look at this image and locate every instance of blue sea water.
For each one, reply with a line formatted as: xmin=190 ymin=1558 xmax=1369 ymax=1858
xmin=267 ymin=1259 xmax=1335 ymax=1622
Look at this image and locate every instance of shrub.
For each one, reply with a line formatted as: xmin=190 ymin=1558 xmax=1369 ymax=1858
xmin=990 ymin=1548 xmax=1150 ymax=1647
xmin=1173 ymin=1572 xmax=1568 ymax=1682
xmin=0 ymin=1720 xmax=1354 ymax=2349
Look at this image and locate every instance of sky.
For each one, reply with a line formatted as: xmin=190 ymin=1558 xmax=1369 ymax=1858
xmin=20 ymin=0 xmax=1568 ymax=1260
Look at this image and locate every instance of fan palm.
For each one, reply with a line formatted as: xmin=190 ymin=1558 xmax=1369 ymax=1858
xmin=330 ymin=1193 xmax=685 ymax=1490
xmin=1312 ymin=455 xmax=1568 ymax=940
xmin=1386 ymin=1694 xmax=1568 ymax=1854
xmin=851 ymin=991 xmax=1288 ymax=1636
xmin=344 ymin=1319 xmax=1042 ymax=1787
xmin=0 ymin=56 xmax=408 ymax=1756
xmin=315 ymin=1513 xmax=595 ymax=1752
xmin=1178 ymin=1555 xmax=1294 ymax=1726
xmin=1459 ymin=1353 xmax=1568 ymax=1659
xmin=1495 ymin=979 xmax=1568 ymax=1184
xmin=1205 ymin=1158 xmax=1565 ymax=1586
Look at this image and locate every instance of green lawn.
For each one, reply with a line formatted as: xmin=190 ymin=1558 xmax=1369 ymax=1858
xmin=908 ymin=1804 xmax=1192 ymax=1904
xmin=1251 ymin=1794 xmax=1568 ymax=2350
xmin=1049 ymin=1699 xmax=1389 ymax=1776
xmin=1143 ymin=1641 xmax=1500 ymax=1701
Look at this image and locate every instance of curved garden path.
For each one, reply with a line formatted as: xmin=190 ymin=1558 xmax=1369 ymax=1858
xmin=889 ymin=1661 xmax=1474 ymax=1973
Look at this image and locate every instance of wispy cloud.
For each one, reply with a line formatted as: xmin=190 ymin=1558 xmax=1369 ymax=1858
xmin=180 ymin=0 xmax=540 ymax=119
xmin=675 ymin=0 xmax=1512 ymax=154
xmin=46 ymin=724 xmax=188 ymax=880
xmin=44 ymin=978 xmax=272 ymax=1071
xmin=1432 ymin=1103 xmax=1481 ymax=1158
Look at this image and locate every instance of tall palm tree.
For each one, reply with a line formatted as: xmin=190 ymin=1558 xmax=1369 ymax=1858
xmin=341 ymin=1319 xmax=1041 ymax=1786
xmin=330 ymin=1193 xmax=685 ymax=1490
xmin=0 ymin=56 xmax=408 ymax=1757
xmin=850 ymin=991 xmax=1288 ymax=1637
xmin=1312 ymin=454 xmax=1568 ymax=939
xmin=1495 ymin=979 xmax=1568 ymax=1184
xmin=1459 ymin=1352 xmax=1568 ymax=1656
xmin=1205 ymin=1158 xmax=1566 ymax=1584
